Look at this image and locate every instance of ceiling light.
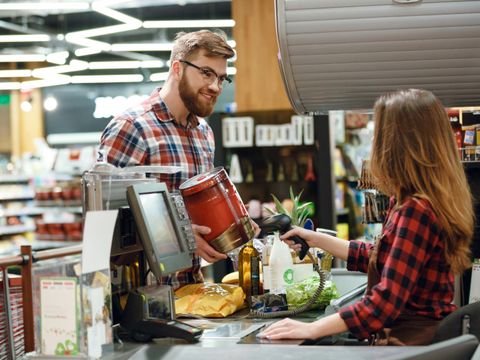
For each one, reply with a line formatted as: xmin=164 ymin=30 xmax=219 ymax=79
xmin=143 ymin=19 xmax=235 ymax=29
xmin=91 ymin=3 xmax=142 ymax=27
xmin=111 ymin=43 xmax=173 ymax=52
xmin=20 ymin=100 xmax=32 ymax=112
xmin=0 ymin=70 xmax=32 ymax=78
xmin=21 ymin=76 xmax=71 ymax=90
xmin=88 ymin=61 xmax=141 ymax=70
xmin=75 ymin=48 xmax=102 ymax=57
xmin=0 ymin=2 xmax=90 ymax=10
xmin=141 ymin=60 xmax=165 ymax=68
xmin=32 ymin=60 xmax=88 ymax=78
xmin=67 ymin=23 xmax=139 ymax=39
xmin=227 ymin=67 xmax=237 ymax=76
xmin=227 ymin=40 xmax=236 ymax=48
xmin=149 ymin=72 xmax=169 ymax=82
xmin=46 ymin=51 xmax=69 ymax=65
xmin=65 ymin=35 xmax=111 ymax=51
xmin=0 ymin=54 xmax=46 ymax=62
xmin=70 ymin=74 xmax=144 ymax=84
xmin=44 ymin=96 xmax=58 ymax=111
xmin=0 ymin=82 xmax=21 ymax=90
xmin=0 ymin=34 xmax=50 ymax=42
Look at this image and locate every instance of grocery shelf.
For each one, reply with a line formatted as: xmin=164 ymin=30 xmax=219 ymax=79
xmin=0 ymin=175 xmax=30 ymax=184
xmin=0 ymin=224 xmax=36 ymax=236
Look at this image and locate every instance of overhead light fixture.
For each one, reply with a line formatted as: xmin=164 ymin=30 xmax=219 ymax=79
xmin=227 ymin=40 xmax=236 ymax=48
xmin=0 ymin=2 xmax=90 ymax=10
xmin=111 ymin=43 xmax=173 ymax=52
xmin=0 ymin=70 xmax=32 ymax=78
xmin=0 ymin=82 xmax=21 ymax=90
xmin=21 ymin=76 xmax=71 ymax=90
xmin=65 ymin=35 xmax=111 ymax=51
xmin=44 ymin=96 xmax=58 ymax=111
xmin=70 ymin=74 xmax=144 ymax=84
xmin=46 ymin=51 xmax=70 ymax=65
xmin=0 ymin=54 xmax=46 ymax=62
xmin=0 ymin=34 xmax=51 ymax=42
xmin=227 ymin=67 xmax=237 ymax=76
xmin=141 ymin=60 xmax=165 ymax=68
xmin=87 ymin=60 xmax=166 ymax=70
xmin=75 ymin=47 xmax=102 ymax=57
xmin=143 ymin=19 xmax=235 ymax=29
xmin=149 ymin=72 xmax=169 ymax=82
xmin=67 ymin=23 xmax=139 ymax=39
xmin=91 ymin=3 xmax=142 ymax=27
xmin=88 ymin=61 xmax=140 ymax=70
xmin=20 ymin=100 xmax=32 ymax=112
xmin=32 ymin=60 xmax=88 ymax=78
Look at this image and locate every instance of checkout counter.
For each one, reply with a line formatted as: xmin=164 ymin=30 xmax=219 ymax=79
xmin=80 ymin=165 xmax=479 ymax=360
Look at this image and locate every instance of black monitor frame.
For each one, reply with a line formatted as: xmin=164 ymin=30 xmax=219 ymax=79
xmin=126 ymin=183 xmax=194 ymax=279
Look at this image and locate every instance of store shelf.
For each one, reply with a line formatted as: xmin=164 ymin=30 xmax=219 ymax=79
xmin=0 ymin=193 xmax=35 ymax=202
xmin=463 ymin=161 xmax=480 ymax=169
xmin=34 ymin=200 xmax=82 ymax=208
xmin=0 ymin=224 xmax=36 ymax=236
xmin=0 ymin=175 xmax=30 ymax=184
xmin=0 ymin=207 xmax=45 ymax=217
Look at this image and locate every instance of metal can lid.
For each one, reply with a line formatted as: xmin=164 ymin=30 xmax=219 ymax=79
xmin=179 ymin=167 xmax=227 ymax=196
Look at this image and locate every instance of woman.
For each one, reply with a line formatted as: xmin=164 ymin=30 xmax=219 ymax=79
xmin=258 ymin=89 xmax=474 ymax=345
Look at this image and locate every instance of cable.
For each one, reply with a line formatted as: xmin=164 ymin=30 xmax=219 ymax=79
xmin=249 ymin=251 xmax=326 ymax=319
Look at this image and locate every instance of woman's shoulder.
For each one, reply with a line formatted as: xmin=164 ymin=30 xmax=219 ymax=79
xmin=398 ymin=196 xmax=442 ymax=234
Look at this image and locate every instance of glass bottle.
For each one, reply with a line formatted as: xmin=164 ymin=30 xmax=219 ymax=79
xmin=239 ymin=239 xmax=263 ymax=304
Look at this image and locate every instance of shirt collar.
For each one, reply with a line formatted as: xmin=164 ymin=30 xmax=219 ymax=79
xmin=151 ymin=87 xmax=200 ymax=129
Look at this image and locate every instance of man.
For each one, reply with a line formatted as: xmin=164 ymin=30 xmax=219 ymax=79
xmin=98 ymin=30 xmax=234 ymax=288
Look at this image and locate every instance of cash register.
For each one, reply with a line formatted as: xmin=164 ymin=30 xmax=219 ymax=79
xmin=120 ymin=182 xmax=203 ymax=342
xmin=82 ymin=165 xmax=203 ymax=343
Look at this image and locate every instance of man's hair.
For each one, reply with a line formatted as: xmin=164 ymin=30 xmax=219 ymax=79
xmin=170 ymin=30 xmax=235 ymax=62
xmin=370 ymin=88 xmax=474 ymax=274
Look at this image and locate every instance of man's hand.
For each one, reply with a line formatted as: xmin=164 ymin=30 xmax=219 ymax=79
xmin=191 ymin=224 xmax=227 ymax=263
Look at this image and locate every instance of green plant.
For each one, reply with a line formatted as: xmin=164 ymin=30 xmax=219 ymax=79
xmin=264 ymin=187 xmax=313 ymax=227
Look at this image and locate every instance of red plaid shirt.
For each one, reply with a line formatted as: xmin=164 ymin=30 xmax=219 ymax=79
xmin=98 ymin=87 xmax=215 ymax=288
xmin=339 ymin=197 xmax=456 ymax=340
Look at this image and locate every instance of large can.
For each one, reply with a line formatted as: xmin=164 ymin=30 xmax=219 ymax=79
xmin=179 ymin=167 xmax=255 ymax=254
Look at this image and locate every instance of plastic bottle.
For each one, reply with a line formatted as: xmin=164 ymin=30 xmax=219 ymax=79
xmin=269 ymin=233 xmax=294 ymax=293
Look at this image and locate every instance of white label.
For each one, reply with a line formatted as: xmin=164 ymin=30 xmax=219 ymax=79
xmin=469 ymin=259 xmax=480 ymax=304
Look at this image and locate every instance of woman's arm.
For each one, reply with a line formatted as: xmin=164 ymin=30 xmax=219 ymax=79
xmin=258 ymin=313 xmax=348 ymax=340
xmin=280 ymin=227 xmax=350 ymax=261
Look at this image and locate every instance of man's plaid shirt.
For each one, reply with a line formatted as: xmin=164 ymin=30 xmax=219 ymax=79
xmin=339 ymin=197 xmax=456 ymax=340
xmin=98 ymin=87 xmax=215 ymax=289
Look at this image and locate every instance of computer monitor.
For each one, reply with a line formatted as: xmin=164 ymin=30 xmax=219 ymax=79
xmin=126 ymin=182 xmax=196 ymax=279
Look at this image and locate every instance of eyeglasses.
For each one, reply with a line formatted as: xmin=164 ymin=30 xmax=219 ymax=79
xmin=179 ymin=60 xmax=231 ymax=88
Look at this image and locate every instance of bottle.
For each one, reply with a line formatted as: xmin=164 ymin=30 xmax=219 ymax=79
xmin=262 ymin=235 xmax=274 ymax=293
xmin=239 ymin=239 xmax=263 ymax=304
xmin=269 ymin=233 xmax=294 ymax=293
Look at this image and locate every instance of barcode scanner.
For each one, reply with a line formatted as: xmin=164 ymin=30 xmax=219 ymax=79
xmin=259 ymin=214 xmax=310 ymax=260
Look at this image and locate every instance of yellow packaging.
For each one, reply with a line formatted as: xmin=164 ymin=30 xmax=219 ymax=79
xmin=175 ymin=283 xmax=245 ymax=318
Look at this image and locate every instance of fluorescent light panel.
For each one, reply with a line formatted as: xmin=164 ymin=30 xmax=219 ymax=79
xmin=0 ymin=2 xmax=90 ymax=10
xmin=75 ymin=47 xmax=102 ymax=57
xmin=143 ymin=19 xmax=235 ymax=28
xmin=71 ymin=74 xmax=143 ymax=83
xmin=21 ymin=76 xmax=71 ymax=90
xmin=0 ymin=82 xmax=20 ymax=90
xmin=0 ymin=70 xmax=32 ymax=78
xmin=0 ymin=34 xmax=50 ymax=42
xmin=88 ymin=60 xmax=165 ymax=69
xmin=111 ymin=43 xmax=173 ymax=52
xmin=0 ymin=54 xmax=46 ymax=62
xmin=149 ymin=72 xmax=168 ymax=82
xmin=46 ymin=51 xmax=69 ymax=65
xmin=92 ymin=3 xmax=142 ymax=26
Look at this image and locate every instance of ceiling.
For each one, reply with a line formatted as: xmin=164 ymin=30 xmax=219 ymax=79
xmin=0 ymin=0 xmax=233 ymax=90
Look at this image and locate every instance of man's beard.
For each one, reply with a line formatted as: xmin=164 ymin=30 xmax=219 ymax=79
xmin=179 ymin=74 xmax=217 ymax=117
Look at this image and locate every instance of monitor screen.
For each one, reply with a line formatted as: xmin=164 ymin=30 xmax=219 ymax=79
xmin=127 ymin=183 xmax=195 ymax=279
xmin=138 ymin=192 xmax=180 ymax=257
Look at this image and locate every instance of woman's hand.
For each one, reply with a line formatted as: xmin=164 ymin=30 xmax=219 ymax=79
xmin=257 ymin=318 xmax=318 ymax=340
xmin=280 ymin=226 xmax=318 ymax=250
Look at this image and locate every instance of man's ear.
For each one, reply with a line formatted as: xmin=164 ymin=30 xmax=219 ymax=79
xmin=171 ymin=60 xmax=182 ymax=80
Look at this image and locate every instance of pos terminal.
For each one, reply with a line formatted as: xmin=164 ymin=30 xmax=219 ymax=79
xmin=121 ymin=183 xmax=203 ymax=342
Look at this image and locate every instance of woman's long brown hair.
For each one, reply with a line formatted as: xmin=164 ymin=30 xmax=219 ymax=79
xmin=370 ymin=89 xmax=474 ymax=274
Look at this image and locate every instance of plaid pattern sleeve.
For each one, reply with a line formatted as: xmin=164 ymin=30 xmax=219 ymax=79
xmin=346 ymin=240 xmax=374 ymax=273
xmin=339 ymin=197 xmax=456 ymax=340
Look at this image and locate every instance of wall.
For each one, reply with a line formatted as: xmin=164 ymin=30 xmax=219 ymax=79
xmin=232 ymin=0 xmax=292 ymax=112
